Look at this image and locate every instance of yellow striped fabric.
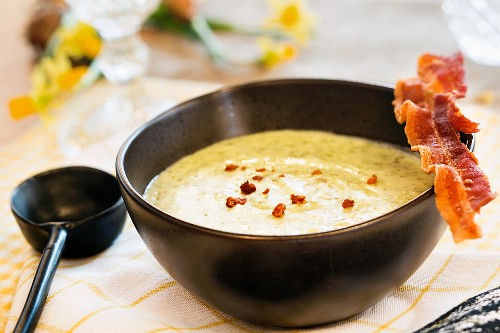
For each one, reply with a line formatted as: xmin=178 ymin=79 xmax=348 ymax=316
xmin=1 ymin=80 xmax=499 ymax=333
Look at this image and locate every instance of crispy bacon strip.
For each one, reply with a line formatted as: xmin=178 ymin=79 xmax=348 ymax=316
xmin=446 ymin=95 xmax=479 ymax=134
xmin=393 ymin=52 xmax=468 ymax=124
xmin=394 ymin=78 xmax=427 ymax=123
xmin=433 ymin=95 xmax=495 ymax=211
xmin=434 ymin=165 xmax=480 ymax=242
xmin=403 ymin=99 xmax=448 ymax=172
xmin=394 ymin=52 xmax=496 ymax=242
xmin=417 ymin=53 xmax=467 ymax=98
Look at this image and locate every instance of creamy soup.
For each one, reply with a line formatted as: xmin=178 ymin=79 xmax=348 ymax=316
xmin=144 ymin=130 xmax=433 ymax=236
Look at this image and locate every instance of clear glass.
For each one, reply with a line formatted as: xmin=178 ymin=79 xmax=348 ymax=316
xmin=66 ymin=0 xmax=160 ymax=83
xmin=442 ymin=0 xmax=500 ymax=66
xmin=58 ymin=0 xmax=164 ymax=155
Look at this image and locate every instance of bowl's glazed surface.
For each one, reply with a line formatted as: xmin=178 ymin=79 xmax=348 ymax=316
xmin=116 ymin=79 xmax=450 ymax=327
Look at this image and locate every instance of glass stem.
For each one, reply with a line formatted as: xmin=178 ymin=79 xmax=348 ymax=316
xmin=97 ymin=32 xmax=151 ymax=84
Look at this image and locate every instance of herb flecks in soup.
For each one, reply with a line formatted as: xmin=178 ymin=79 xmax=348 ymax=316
xmin=144 ymin=130 xmax=434 ymax=236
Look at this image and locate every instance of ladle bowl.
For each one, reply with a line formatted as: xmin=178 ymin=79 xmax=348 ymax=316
xmin=11 ymin=166 xmax=127 ymax=333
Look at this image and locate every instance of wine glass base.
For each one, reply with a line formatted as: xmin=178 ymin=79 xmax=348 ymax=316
xmin=54 ymin=78 xmax=174 ymax=156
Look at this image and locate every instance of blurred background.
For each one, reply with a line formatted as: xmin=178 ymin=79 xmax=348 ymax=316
xmin=2 ymin=0 xmax=499 ymax=144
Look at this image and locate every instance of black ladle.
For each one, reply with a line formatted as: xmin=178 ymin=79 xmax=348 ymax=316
xmin=10 ymin=166 xmax=127 ymax=333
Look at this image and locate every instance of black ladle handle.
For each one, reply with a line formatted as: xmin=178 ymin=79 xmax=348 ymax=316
xmin=14 ymin=224 xmax=68 ymax=333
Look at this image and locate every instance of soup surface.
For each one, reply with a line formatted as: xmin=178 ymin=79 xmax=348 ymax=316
xmin=144 ymin=130 xmax=433 ymax=236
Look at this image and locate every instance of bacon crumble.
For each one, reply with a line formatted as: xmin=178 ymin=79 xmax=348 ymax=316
xmin=262 ymin=188 xmax=270 ymax=195
xmin=256 ymin=167 xmax=266 ymax=172
xmin=240 ymin=181 xmax=257 ymax=195
xmin=290 ymin=194 xmax=306 ymax=204
xmin=226 ymin=197 xmax=247 ymax=208
xmin=342 ymin=199 xmax=355 ymax=209
xmin=367 ymin=174 xmax=378 ymax=185
xmin=252 ymin=175 xmax=263 ymax=181
xmin=224 ymin=164 xmax=239 ymax=171
xmin=311 ymin=169 xmax=322 ymax=175
xmin=272 ymin=203 xmax=286 ymax=217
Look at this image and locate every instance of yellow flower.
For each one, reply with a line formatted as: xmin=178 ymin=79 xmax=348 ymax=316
xmin=257 ymin=37 xmax=297 ymax=68
xmin=9 ymin=96 xmax=37 ymax=120
xmin=9 ymin=20 xmax=99 ymax=120
xmin=58 ymin=66 xmax=88 ymax=90
xmin=31 ymin=51 xmax=72 ymax=106
xmin=56 ymin=22 xmax=102 ymax=59
xmin=265 ymin=0 xmax=316 ymax=45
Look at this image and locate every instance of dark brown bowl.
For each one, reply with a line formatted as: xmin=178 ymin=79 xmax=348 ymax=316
xmin=116 ymin=79 xmax=472 ymax=327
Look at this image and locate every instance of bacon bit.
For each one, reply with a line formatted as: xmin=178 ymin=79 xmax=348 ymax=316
xmin=278 ymin=173 xmax=285 ymax=177
xmin=256 ymin=167 xmax=266 ymax=172
xmin=226 ymin=197 xmax=237 ymax=208
xmin=252 ymin=175 xmax=263 ymax=181
xmin=342 ymin=199 xmax=355 ymax=209
xmin=367 ymin=174 xmax=378 ymax=185
xmin=272 ymin=203 xmax=286 ymax=217
xmin=226 ymin=197 xmax=247 ymax=208
xmin=393 ymin=52 xmax=497 ymax=242
xmin=262 ymin=188 xmax=270 ymax=195
xmin=241 ymin=166 xmax=247 ymax=170
xmin=240 ymin=181 xmax=256 ymax=195
xmin=290 ymin=194 xmax=306 ymax=204
xmin=224 ymin=164 xmax=239 ymax=171
xmin=311 ymin=169 xmax=322 ymax=175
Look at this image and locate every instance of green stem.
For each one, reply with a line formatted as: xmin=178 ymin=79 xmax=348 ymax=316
xmin=75 ymin=61 xmax=101 ymax=90
xmin=190 ymin=15 xmax=228 ymax=65
xmin=207 ymin=19 xmax=289 ymax=40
